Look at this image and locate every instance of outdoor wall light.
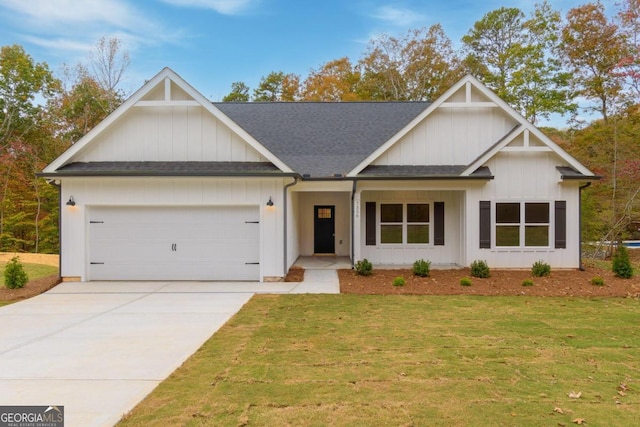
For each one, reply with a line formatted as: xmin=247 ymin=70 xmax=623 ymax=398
xmin=66 ymin=196 xmax=76 ymax=206
xmin=266 ymin=196 xmax=274 ymax=207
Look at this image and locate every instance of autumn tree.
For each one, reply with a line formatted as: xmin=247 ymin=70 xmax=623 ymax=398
xmin=616 ymin=0 xmax=640 ymax=102
xmin=253 ymin=71 xmax=300 ymax=101
xmin=462 ymin=3 xmax=573 ymax=123
xmin=0 ymin=45 xmax=61 ymax=252
xmin=560 ymin=2 xmax=629 ymax=122
xmin=52 ymin=65 xmax=121 ymax=144
xmin=359 ymin=25 xmax=462 ymax=101
xmin=301 ymin=57 xmax=361 ymax=101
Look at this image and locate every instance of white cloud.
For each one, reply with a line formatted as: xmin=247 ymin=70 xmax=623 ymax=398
xmin=159 ymin=0 xmax=256 ymax=15
xmin=0 ymin=0 xmax=185 ymax=56
xmin=20 ymin=35 xmax=95 ymax=53
xmin=0 ymin=0 xmax=140 ymax=31
xmin=370 ymin=5 xmax=427 ymax=27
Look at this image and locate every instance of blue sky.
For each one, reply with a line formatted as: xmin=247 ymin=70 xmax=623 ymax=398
xmin=0 ymin=0 xmax=618 ymax=122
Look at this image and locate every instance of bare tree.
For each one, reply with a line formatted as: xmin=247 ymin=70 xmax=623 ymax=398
xmin=89 ymin=36 xmax=130 ymax=108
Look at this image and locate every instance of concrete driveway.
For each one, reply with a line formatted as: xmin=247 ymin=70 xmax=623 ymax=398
xmin=0 ymin=279 xmax=338 ymax=427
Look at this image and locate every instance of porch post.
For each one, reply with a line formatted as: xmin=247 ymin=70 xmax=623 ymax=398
xmin=352 ymin=186 xmax=361 ymax=264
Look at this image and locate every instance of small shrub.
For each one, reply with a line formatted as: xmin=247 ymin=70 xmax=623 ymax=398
xmin=522 ymin=279 xmax=534 ymax=286
xmin=412 ymin=259 xmax=431 ymax=277
xmin=531 ymin=260 xmax=551 ymax=277
xmin=470 ymin=260 xmax=490 ymax=278
xmin=460 ymin=277 xmax=472 ymax=286
xmin=591 ymin=276 xmax=605 ymax=286
xmin=4 ymin=256 xmax=29 ymax=289
xmin=355 ymin=259 xmax=373 ymax=276
xmin=612 ymin=245 xmax=633 ymax=279
xmin=393 ymin=276 xmax=406 ymax=286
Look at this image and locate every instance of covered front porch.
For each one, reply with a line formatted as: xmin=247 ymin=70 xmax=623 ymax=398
xmin=285 ymin=180 xmax=478 ymax=272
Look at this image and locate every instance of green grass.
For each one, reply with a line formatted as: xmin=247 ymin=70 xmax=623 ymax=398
xmin=0 ymin=261 xmax=58 ymax=287
xmin=119 ymin=295 xmax=640 ymax=426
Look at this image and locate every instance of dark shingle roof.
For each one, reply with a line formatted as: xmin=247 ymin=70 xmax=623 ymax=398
xmin=214 ymin=102 xmax=430 ymax=177
xmin=359 ymin=165 xmax=493 ymax=179
xmin=556 ymin=166 xmax=601 ymax=181
xmin=50 ymin=161 xmax=284 ymax=176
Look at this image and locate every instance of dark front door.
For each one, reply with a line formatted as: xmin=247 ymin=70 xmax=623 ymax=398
xmin=314 ymin=205 xmax=335 ymax=254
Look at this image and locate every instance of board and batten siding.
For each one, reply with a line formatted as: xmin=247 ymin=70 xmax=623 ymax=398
xmin=373 ymin=107 xmax=514 ymax=167
xmin=465 ymin=151 xmax=581 ymax=268
xmin=60 ymin=177 xmax=285 ymax=281
xmin=73 ymin=106 xmax=268 ymax=163
xmin=358 ymin=189 xmax=464 ymax=265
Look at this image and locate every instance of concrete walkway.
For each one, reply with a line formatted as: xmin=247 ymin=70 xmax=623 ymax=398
xmin=0 ymin=277 xmax=339 ymax=427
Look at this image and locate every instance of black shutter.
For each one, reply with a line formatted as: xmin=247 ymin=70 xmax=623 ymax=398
xmin=365 ymin=202 xmax=376 ymax=246
xmin=479 ymin=201 xmax=491 ymax=249
xmin=555 ymin=201 xmax=566 ymax=249
xmin=434 ymin=202 xmax=445 ymax=246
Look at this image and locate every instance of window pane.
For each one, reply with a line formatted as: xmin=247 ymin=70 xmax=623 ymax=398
xmin=525 ymin=203 xmax=549 ymax=223
xmin=496 ymin=203 xmax=520 ymax=223
xmin=381 ymin=204 xmax=402 ymax=222
xmin=381 ymin=225 xmax=402 ymax=243
xmin=407 ymin=204 xmax=429 ymax=222
xmin=525 ymin=226 xmax=549 ymax=246
xmin=317 ymin=208 xmax=332 ymax=219
xmin=408 ymin=225 xmax=429 ymax=243
xmin=496 ymin=226 xmax=519 ymax=246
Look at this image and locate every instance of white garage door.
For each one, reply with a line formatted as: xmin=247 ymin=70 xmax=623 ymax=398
xmin=88 ymin=206 xmax=260 ymax=281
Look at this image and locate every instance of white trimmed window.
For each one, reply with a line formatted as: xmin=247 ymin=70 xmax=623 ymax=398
xmin=380 ymin=203 xmax=430 ymax=244
xmin=495 ymin=202 xmax=550 ymax=247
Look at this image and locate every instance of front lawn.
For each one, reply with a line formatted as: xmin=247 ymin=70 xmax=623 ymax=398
xmin=119 ymin=295 xmax=640 ymax=426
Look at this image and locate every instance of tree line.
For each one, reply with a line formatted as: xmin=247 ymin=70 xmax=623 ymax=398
xmin=1 ymin=1 xmax=639 ymax=254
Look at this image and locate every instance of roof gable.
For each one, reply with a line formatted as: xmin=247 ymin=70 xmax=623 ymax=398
xmin=43 ymin=68 xmax=292 ymax=174
xmin=347 ymin=75 xmax=594 ymax=178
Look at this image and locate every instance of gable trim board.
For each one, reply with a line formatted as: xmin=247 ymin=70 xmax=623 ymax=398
xmin=43 ymin=68 xmax=293 ymax=175
xmin=43 ymin=67 xmax=597 ymax=282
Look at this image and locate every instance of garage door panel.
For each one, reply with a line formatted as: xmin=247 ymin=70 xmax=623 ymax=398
xmin=88 ymin=206 xmax=260 ymax=281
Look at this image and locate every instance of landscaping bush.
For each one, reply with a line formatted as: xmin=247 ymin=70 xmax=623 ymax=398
xmin=470 ymin=260 xmax=490 ymax=278
xmin=591 ymin=276 xmax=605 ymax=286
xmin=460 ymin=277 xmax=472 ymax=286
xmin=355 ymin=259 xmax=373 ymax=276
xmin=522 ymin=279 xmax=534 ymax=286
xmin=612 ymin=245 xmax=633 ymax=279
xmin=4 ymin=256 xmax=29 ymax=289
xmin=393 ymin=276 xmax=405 ymax=286
xmin=412 ymin=259 xmax=431 ymax=277
xmin=531 ymin=260 xmax=551 ymax=277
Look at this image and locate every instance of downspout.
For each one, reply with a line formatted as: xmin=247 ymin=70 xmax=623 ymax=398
xmin=350 ymin=179 xmax=357 ymax=269
xmin=283 ymin=177 xmax=299 ymax=275
xmin=579 ymin=182 xmax=592 ymax=271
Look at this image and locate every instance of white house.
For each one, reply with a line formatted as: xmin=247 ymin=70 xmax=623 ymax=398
xmin=40 ymin=68 xmax=599 ymax=282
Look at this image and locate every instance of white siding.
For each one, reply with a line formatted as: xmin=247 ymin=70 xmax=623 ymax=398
xmin=373 ymin=107 xmax=515 ymax=166
xmin=60 ymin=177 xmax=285 ymax=281
xmin=358 ymin=189 xmax=464 ymax=266
xmin=73 ymin=106 xmax=268 ymax=163
xmin=465 ymin=152 xmax=581 ymax=268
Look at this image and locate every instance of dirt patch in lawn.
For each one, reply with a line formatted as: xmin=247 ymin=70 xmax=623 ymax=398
xmin=0 ymin=252 xmax=59 ymax=267
xmin=339 ymin=255 xmax=640 ymax=297
xmin=0 ymin=253 xmax=60 ymax=302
